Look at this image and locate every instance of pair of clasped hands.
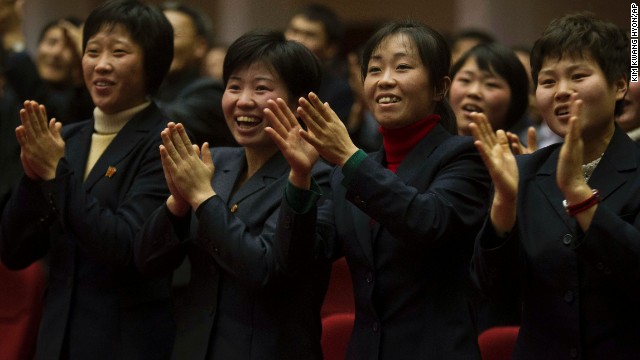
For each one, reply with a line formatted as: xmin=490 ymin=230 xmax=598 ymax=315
xmin=160 ymin=92 xmax=358 ymax=217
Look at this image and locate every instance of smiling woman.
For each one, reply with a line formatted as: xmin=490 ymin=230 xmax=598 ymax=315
xmin=0 ymin=1 xmax=176 ymax=359
xmin=450 ymin=43 xmax=529 ymax=136
xmin=265 ymin=20 xmax=491 ymax=359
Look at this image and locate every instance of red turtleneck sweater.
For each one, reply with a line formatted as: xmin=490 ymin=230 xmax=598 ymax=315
xmin=379 ymin=114 xmax=441 ymax=173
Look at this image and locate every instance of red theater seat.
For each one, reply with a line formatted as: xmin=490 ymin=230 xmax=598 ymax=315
xmin=321 ymin=257 xmax=354 ymax=317
xmin=321 ymin=312 xmax=355 ymax=360
xmin=0 ymin=262 xmax=46 ymax=360
xmin=478 ymin=326 xmax=520 ymax=360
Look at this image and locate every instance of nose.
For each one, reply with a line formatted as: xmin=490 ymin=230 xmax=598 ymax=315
xmin=465 ymin=81 xmax=482 ymax=99
xmin=94 ymin=54 xmax=112 ymax=73
xmin=378 ymin=69 xmax=396 ymax=88
xmin=554 ymin=79 xmax=572 ymax=101
xmin=237 ymin=89 xmax=255 ymax=108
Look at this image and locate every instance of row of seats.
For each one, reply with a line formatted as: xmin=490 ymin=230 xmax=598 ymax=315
xmin=319 ymin=257 xmax=519 ymax=360
xmin=0 ymin=257 xmax=517 ymax=360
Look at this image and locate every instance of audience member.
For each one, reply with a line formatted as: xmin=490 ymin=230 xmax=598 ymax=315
xmin=0 ymin=1 xmax=176 ymax=358
xmin=450 ymin=43 xmax=529 ymax=137
xmin=135 ymin=30 xmax=331 ymax=359
xmin=155 ymin=2 xmax=236 ymax=147
xmin=449 ymin=28 xmax=495 ymax=66
xmin=616 ymin=80 xmax=640 ymax=141
xmin=285 ymin=3 xmax=354 ymax=121
xmin=470 ymin=13 xmax=638 ymax=359
xmin=203 ymin=44 xmax=227 ymax=82
xmin=266 ymin=20 xmax=490 ymax=359
xmin=0 ymin=1 xmax=93 ymax=124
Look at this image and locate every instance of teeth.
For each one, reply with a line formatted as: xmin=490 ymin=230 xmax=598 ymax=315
xmin=462 ymin=104 xmax=482 ymax=112
xmin=378 ymin=96 xmax=400 ymax=104
xmin=96 ymin=81 xmax=111 ymax=86
xmin=556 ymin=109 xmax=569 ymax=115
xmin=236 ymin=116 xmax=260 ymax=123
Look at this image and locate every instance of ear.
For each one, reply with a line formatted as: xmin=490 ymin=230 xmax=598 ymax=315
xmin=614 ymin=73 xmax=628 ymax=102
xmin=433 ymin=76 xmax=452 ymax=101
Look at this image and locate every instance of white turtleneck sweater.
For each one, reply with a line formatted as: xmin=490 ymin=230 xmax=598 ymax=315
xmin=84 ymin=102 xmax=151 ymax=180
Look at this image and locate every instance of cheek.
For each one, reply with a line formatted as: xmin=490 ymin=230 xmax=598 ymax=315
xmin=449 ymin=85 xmax=464 ymax=107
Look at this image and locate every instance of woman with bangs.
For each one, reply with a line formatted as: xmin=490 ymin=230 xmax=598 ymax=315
xmin=135 ymin=30 xmax=331 ymax=360
xmin=265 ymin=20 xmax=491 ymax=359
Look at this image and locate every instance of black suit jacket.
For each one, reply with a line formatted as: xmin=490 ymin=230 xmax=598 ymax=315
xmin=0 ymin=103 xmax=174 ymax=359
xmin=155 ymin=69 xmax=236 ymax=147
xmin=472 ymin=127 xmax=640 ymax=359
xmin=135 ymin=148 xmax=331 ymax=360
xmin=279 ymin=124 xmax=491 ymax=359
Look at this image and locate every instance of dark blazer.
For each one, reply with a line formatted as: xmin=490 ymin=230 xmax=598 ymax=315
xmin=279 ymin=124 xmax=491 ymax=359
xmin=135 ymin=148 xmax=331 ymax=360
xmin=0 ymin=103 xmax=174 ymax=360
xmin=472 ymin=127 xmax=640 ymax=359
xmin=155 ymin=68 xmax=237 ymax=147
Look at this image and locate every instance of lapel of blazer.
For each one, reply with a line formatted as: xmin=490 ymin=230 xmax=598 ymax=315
xmin=65 ymin=121 xmax=94 ymax=179
xmin=587 ymin=127 xmax=636 ymax=209
xmin=368 ymin=124 xmax=451 ymax=241
xmin=229 ymin=152 xmax=288 ymax=206
xmin=83 ymin=104 xmax=162 ymax=190
xmin=535 ymin=127 xmax=635 ymax=228
xmin=535 ymin=147 xmax=574 ymax=229
xmin=211 ymin=149 xmax=245 ymax=205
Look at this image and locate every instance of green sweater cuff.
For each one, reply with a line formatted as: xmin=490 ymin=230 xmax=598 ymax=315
xmin=341 ymin=149 xmax=367 ymax=187
xmin=285 ymin=178 xmax=323 ymax=214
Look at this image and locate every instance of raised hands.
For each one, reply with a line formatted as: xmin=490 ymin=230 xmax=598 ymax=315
xmin=264 ymin=98 xmax=319 ymax=189
xmin=159 ymin=123 xmax=215 ymax=215
xmin=15 ymin=100 xmax=65 ymax=180
xmin=294 ymin=92 xmax=359 ymax=167
xmin=468 ymin=112 xmax=518 ymax=236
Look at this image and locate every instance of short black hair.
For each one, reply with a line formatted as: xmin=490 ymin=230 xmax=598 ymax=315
xmin=530 ymin=12 xmax=629 ymax=115
xmin=292 ymin=3 xmax=344 ymax=46
xmin=83 ymin=0 xmax=174 ymax=95
xmin=223 ymin=30 xmax=322 ymax=101
xmin=451 ymin=43 xmax=529 ymax=130
xmin=159 ymin=1 xmax=215 ymax=47
xmin=361 ymin=20 xmax=457 ymax=134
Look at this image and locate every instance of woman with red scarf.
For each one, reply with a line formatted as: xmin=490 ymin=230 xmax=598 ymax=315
xmin=265 ymin=20 xmax=490 ymax=359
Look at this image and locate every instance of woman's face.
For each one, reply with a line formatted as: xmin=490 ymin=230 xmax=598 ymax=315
xmin=82 ymin=24 xmax=148 ymax=114
xmin=450 ymin=57 xmax=511 ymax=135
xmin=363 ymin=33 xmax=439 ymax=129
xmin=222 ymin=61 xmax=290 ymax=149
xmin=37 ymin=26 xmax=80 ymax=85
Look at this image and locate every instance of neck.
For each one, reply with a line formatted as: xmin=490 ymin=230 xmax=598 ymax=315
xmin=244 ymin=145 xmax=279 ymax=179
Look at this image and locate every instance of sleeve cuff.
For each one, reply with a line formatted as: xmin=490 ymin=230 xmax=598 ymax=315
xmin=285 ymin=178 xmax=323 ymax=214
xmin=341 ymin=149 xmax=367 ymax=187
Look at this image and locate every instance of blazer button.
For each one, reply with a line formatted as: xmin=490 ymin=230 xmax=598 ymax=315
xmin=230 ymin=204 xmax=238 ymax=213
xmin=596 ymin=262 xmax=604 ymax=270
xmin=283 ymin=216 xmax=291 ymax=229
xmin=562 ymin=234 xmax=573 ymax=246
xmin=372 ymin=322 xmax=379 ymax=332
xmin=564 ymin=290 xmax=574 ymax=303
xmin=366 ymin=272 xmax=373 ymax=284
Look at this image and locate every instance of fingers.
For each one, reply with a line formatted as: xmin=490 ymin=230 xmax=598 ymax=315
xmin=172 ymin=123 xmax=195 ymax=157
xmin=160 ymin=127 xmax=181 ymax=163
xmin=527 ymin=126 xmax=538 ymax=152
xmin=264 ymin=99 xmax=292 ymax=136
xmin=201 ymin=142 xmax=214 ymax=172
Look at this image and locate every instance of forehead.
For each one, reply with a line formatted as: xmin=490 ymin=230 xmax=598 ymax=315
xmin=372 ymin=33 xmax=418 ymax=58
xmin=540 ymin=51 xmax=598 ymax=70
xmin=164 ymin=10 xmax=196 ymax=32
xmin=230 ymin=61 xmax=278 ymax=79
xmin=289 ymin=15 xmax=326 ymax=35
xmin=88 ymin=23 xmax=135 ymax=44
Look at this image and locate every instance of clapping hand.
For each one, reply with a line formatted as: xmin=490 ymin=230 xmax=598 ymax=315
xmin=15 ymin=100 xmax=65 ymax=181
